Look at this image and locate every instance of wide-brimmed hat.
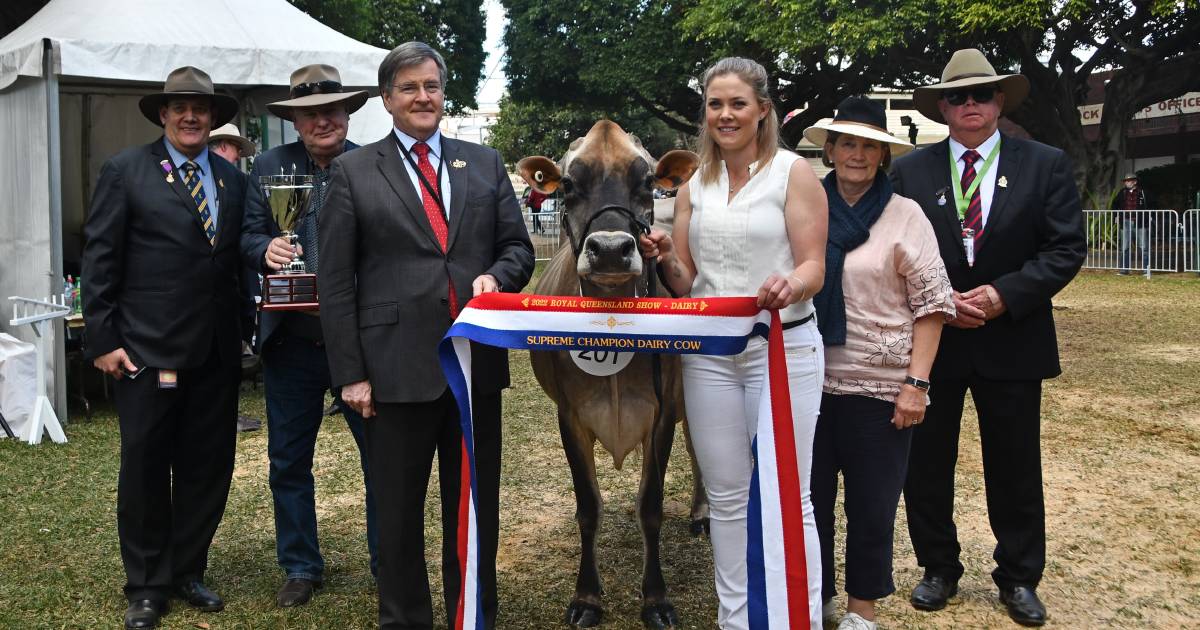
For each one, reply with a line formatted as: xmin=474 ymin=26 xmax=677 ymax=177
xmin=1123 ymin=172 xmax=1138 ymax=181
xmin=138 ymin=66 xmax=238 ymax=128
xmin=267 ymin=64 xmax=369 ymax=121
xmin=208 ymin=123 xmax=256 ymax=157
xmin=802 ymin=96 xmax=913 ymax=157
xmin=913 ymin=49 xmax=1029 ymax=124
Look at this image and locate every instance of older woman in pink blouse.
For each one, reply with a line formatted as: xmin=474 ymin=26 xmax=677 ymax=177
xmin=803 ymin=96 xmax=955 ymax=630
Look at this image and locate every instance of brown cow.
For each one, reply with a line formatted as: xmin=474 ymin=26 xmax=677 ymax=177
xmin=518 ymin=121 xmax=705 ymax=629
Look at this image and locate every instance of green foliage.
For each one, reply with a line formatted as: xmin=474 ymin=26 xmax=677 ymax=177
xmin=1136 ymin=161 xmax=1200 ymax=211
xmin=289 ymin=0 xmax=486 ymax=113
xmin=489 ymin=96 xmax=685 ymax=165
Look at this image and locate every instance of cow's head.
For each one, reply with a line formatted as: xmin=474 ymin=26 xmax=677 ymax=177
xmin=518 ymin=120 xmax=697 ymax=295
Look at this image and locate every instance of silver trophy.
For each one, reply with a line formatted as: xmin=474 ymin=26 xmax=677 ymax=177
xmin=259 ymin=167 xmax=318 ymax=310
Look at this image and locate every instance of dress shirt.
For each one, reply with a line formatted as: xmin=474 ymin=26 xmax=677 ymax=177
xmin=948 ymin=129 xmax=1000 ymax=227
xmin=391 ymin=127 xmax=453 ymax=219
xmin=164 ymin=139 xmax=220 ymax=229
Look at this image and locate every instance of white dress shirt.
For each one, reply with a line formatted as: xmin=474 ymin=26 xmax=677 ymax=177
xmin=948 ymin=129 xmax=1001 ymax=227
xmin=391 ymin=127 xmax=453 ymax=219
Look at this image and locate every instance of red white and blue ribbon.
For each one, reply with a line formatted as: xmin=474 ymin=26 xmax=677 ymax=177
xmin=438 ymin=292 xmax=811 ymax=630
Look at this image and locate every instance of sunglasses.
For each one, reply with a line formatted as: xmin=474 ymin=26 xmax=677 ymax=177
xmin=943 ymin=86 xmax=997 ymax=106
xmin=291 ymin=80 xmax=343 ymax=98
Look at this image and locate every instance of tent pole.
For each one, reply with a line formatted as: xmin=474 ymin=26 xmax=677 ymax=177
xmin=44 ymin=38 xmax=68 ymax=423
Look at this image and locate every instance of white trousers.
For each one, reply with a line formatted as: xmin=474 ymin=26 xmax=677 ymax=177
xmin=683 ymin=321 xmax=824 ymax=629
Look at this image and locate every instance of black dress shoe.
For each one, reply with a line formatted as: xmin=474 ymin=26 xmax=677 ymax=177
xmin=124 ymin=599 xmax=167 ymax=629
xmin=175 ymin=581 xmax=225 ymax=612
xmin=911 ymin=575 xmax=958 ymax=611
xmin=276 ymin=577 xmax=321 ymax=608
xmin=999 ymin=585 xmax=1047 ymax=627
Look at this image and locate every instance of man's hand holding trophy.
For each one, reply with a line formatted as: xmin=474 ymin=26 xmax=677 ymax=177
xmin=260 ymin=166 xmax=319 ymax=310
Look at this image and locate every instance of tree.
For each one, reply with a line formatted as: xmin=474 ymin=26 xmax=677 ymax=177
xmin=504 ymin=0 xmax=1200 ymax=206
xmin=290 ymin=0 xmax=486 ymax=113
xmin=488 ymin=96 xmax=685 ymax=164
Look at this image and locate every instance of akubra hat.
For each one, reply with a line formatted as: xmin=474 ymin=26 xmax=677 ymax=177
xmin=914 ymin=48 xmax=1029 ymax=124
xmin=267 ymin=64 xmax=369 ymax=121
xmin=802 ymin=96 xmax=913 ymax=157
xmin=138 ymin=66 xmax=239 ymax=127
xmin=208 ymin=123 xmax=256 ymax=157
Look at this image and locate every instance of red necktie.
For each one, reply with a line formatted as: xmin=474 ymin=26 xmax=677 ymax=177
xmin=960 ymin=149 xmax=983 ymax=245
xmin=412 ymin=142 xmax=458 ymax=316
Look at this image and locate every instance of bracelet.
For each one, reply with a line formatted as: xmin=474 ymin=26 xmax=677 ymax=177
xmin=790 ymin=275 xmax=808 ymax=302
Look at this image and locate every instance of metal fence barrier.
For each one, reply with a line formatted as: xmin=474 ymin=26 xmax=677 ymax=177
xmin=1083 ymin=209 xmax=1181 ymax=275
xmin=522 ymin=207 xmax=563 ymax=262
xmin=1183 ymin=210 xmax=1200 ymax=273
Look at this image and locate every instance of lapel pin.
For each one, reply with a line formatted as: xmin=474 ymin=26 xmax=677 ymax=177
xmin=218 ymin=178 xmax=225 ymax=188
xmin=998 ymin=175 xmax=1008 ymax=188
xmin=937 ymin=193 xmax=947 ymax=206
xmin=160 ymin=160 xmax=175 ymax=183
xmin=452 ymin=159 xmax=467 ymax=169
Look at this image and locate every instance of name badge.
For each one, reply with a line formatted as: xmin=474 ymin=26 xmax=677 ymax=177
xmin=961 ymin=227 xmax=976 ymax=267
xmin=570 ymin=349 xmax=634 ymax=377
xmin=157 ymin=369 xmax=179 ymax=389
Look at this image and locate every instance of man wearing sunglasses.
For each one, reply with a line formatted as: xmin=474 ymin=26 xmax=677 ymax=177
xmin=890 ymin=49 xmax=1085 ymax=627
xmin=241 ymin=63 xmax=378 ymax=608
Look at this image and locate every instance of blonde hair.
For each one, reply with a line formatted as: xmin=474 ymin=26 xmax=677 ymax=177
xmin=696 ymin=57 xmax=781 ymax=185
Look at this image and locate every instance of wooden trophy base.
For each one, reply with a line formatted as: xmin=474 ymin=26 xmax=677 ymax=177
xmin=261 ymin=272 xmax=319 ymax=311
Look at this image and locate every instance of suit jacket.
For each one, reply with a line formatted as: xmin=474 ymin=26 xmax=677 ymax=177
xmin=317 ymin=134 xmax=535 ymax=403
xmin=82 ymin=138 xmax=265 ymax=369
xmin=889 ymin=134 xmax=1085 ymax=381
xmin=242 ymin=139 xmax=360 ymax=350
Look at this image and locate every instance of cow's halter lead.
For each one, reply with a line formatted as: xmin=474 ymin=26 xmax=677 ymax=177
xmin=560 ymin=203 xmax=651 ymax=263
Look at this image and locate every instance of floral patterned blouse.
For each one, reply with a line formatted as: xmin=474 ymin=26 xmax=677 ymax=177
xmin=822 ymin=193 xmax=955 ymax=402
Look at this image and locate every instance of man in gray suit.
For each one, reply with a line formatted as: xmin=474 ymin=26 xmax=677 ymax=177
xmin=317 ymin=42 xmax=534 ymax=629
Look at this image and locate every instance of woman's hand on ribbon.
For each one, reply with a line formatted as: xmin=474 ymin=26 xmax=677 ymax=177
xmin=757 ymin=273 xmax=797 ymax=309
xmin=639 ymin=228 xmax=674 ymax=263
xmin=893 ymin=384 xmax=926 ymax=429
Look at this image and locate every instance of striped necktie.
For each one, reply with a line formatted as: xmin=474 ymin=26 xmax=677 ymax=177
xmin=181 ymin=160 xmax=217 ymax=246
xmin=960 ymin=149 xmax=983 ymax=245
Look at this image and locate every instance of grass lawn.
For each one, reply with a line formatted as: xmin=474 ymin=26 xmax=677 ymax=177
xmin=1 ymin=270 xmax=1197 ymax=628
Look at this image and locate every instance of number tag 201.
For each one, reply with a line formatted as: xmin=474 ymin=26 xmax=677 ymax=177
xmin=569 ymin=349 xmax=635 ymax=376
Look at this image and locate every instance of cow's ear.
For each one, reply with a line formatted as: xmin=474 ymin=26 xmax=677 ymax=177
xmin=518 ymin=157 xmax=562 ymax=194
xmin=655 ymin=150 xmax=699 ymax=191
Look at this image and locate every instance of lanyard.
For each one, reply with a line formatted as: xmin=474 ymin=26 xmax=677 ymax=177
xmin=947 ymin=140 xmax=1000 ymax=221
xmin=392 ymin=132 xmax=446 ymax=217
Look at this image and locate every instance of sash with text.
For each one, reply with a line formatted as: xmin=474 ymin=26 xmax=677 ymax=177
xmin=438 ymin=292 xmax=812 ymax=630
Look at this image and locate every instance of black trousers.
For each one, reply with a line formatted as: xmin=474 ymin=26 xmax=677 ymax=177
xmin=368 ymin=389 xmax=502 ymax=630
xmin=114 ymin=350 xmax=239 ymax=601
xmin=812 ymin=393 xmax=912 ymax=602
xmin=903 ymin=376 xmax=1045 ymax=589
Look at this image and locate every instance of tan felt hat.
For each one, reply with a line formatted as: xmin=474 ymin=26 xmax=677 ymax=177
xmin=914 ymin=49 xmax=1029 ymax=124
xmin=208 ymin=123 xmax=256 ymax=157
xmin=267 ymin=64 xmax=369 ymax=121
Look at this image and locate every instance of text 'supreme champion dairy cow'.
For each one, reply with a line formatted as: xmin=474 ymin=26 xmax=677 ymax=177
xmin=519 ymin=121 xmax=705 ymax=629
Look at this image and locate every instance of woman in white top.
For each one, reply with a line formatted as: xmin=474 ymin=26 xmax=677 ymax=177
xmin=640 ymin=57 xmax=828 ymax=630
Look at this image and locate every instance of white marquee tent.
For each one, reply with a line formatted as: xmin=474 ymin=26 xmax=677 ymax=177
xmin=0 ymin=0 xmax=392 ymax=422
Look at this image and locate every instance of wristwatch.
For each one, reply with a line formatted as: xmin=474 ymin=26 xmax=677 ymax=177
xmin=904 ymin=375 xmax=931 ymax=391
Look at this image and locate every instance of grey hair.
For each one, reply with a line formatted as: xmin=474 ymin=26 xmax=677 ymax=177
xmin=378 ymin=41 xmax=448 ymax=94
xmin=696 ymin=57 xmax=781 ymax=185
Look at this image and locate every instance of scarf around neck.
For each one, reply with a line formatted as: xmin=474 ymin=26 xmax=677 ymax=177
xmin=813 ymin=169 xmax=892 ymax=345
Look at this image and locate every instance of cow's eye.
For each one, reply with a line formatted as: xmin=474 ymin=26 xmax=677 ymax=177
xmin=559 ymin=177 xmax=574 ymax=195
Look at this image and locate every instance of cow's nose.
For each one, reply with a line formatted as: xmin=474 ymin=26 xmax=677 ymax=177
xmin=584 ymin=232 xmax=637 ymax=272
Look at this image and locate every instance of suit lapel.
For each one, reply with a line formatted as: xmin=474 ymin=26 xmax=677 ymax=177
xmin=375 ymin=135 xmax=442 ymax=251
xmin=978 ymin=134 xmax=1020 ymax=253
xmin=443 ymin=138 xmax=470 ymax=252
xmin=151 ymin=140 xmax=210 ymax=240
xmin=921 ymin=139 xmax=966 ymax=259
xmin=212 ymin=160 xmax=236 ymax=248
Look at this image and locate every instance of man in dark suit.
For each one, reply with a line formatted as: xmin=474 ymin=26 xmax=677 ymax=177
xmin=890 ymin=49 xmax=1086 ymax=627
xmin=317 ymin=42 xmax=534 ymax=629
xmin=241 ymin=63 xmax=378 ymax=608
xmin=82 ymin=66 xmax=267 ymax=629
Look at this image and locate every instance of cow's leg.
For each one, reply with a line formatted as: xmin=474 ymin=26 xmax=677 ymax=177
xmin=681 ymin=418 xmax=710 ymax=536
xmin=558 ymin=408 xmax=604 ymax=627
xmin=637 ymin=408 xmax=679 ymax=629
